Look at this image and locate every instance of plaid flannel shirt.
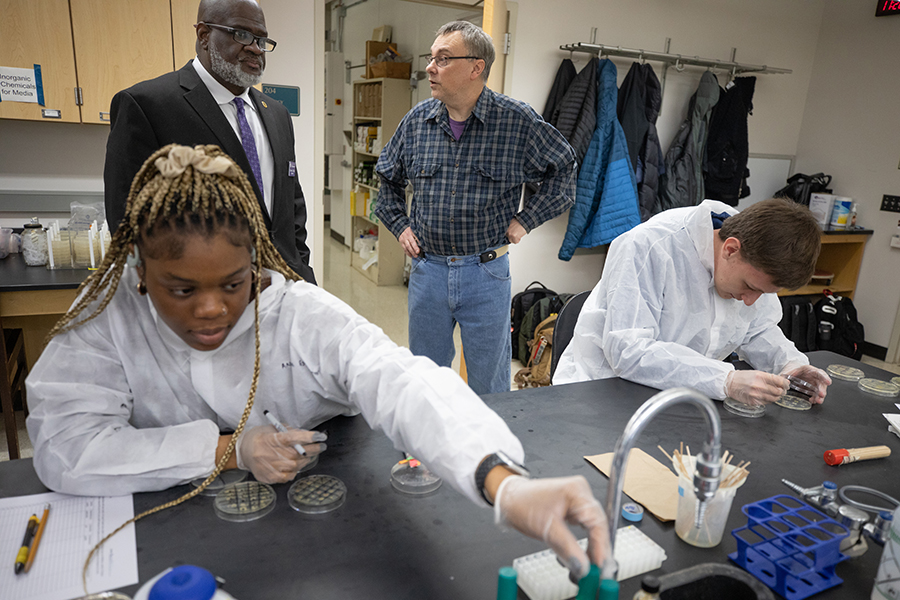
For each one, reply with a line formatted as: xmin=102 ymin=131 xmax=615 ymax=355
xmin=375 ymin=87 xmax=576 ymax=257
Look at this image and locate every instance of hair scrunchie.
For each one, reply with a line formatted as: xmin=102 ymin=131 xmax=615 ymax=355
xmin=154 ymin=145 xmax=241 ymax=180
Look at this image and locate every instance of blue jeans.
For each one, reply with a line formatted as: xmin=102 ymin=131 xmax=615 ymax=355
xmin=408 ymin=251 xmax=511 ymax=395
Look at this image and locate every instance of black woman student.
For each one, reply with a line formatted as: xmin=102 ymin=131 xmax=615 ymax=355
xmin=25 ymin=144 xmax=608 ymax=581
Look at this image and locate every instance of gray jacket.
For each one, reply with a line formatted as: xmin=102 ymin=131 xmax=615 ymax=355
xmin=659 ymin=71 xmax=720 ymax=211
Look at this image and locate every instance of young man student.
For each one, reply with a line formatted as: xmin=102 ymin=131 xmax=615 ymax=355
xmin=27 ymin=144 xmax=608 ymax=582
xmin=554 ymin=198 xmax=831 ymax=406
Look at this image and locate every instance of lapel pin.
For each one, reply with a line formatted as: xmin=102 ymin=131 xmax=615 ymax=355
xmin=262 ymin=101 xmax=268 ymax=108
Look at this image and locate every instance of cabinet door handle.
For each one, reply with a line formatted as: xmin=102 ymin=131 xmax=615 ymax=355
xmin=99 ymin=112 xmax=110 ymax=121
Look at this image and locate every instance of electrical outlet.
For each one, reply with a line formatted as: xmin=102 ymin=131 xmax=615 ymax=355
xmin=881 ymin=195 xmax=900 ymax=212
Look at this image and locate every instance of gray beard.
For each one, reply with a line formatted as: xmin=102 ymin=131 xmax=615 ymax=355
xmin=210 ymin=45 xmax=263 ymax=89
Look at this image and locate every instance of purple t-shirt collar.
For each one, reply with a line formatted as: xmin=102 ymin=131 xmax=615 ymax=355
xmin=448 ymin=116 xmax=467 ymax=140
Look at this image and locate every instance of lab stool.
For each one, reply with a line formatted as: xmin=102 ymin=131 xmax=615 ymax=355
xmin=1 ymin=317 xmax=29 ymax=460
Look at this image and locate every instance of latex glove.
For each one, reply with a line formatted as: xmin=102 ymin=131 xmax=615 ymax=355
xmin=724 ymin=370 xmax=789 ymax=406
xmin=781 ymin=364 xmax=831 ymax=404
xmin=235 ymin=425 xmax=327 ymax=484
xmin=494 ymin=475 xmax=610 ymax=581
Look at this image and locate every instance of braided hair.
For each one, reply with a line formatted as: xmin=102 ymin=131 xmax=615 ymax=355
xmin=75 ymin=144 xmax=299 ymax=590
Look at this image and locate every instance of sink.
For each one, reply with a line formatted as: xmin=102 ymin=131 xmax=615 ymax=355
xmin=659 ymin=563 xmax=774 ymax=600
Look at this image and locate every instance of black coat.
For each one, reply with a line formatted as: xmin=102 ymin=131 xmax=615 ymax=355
xmin=704 ymin=76 xmax=756 ymax=206
xmin=543 ymin=59 xmax=577 ymax=124
xmin=617 ymin=63 xmax=662 ymax=220
xmin=103 ymin=62 xmax=316 ymax=283
xmin=551 ymin=57 xmax=598 ymax=168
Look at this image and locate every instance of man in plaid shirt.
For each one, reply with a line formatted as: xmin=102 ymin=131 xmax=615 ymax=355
xmin=375 ymin=21 xmax=575 ymax=394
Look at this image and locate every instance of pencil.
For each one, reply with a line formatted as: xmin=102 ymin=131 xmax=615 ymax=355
xmin=24 ymin=504 xmax=50 ymax=573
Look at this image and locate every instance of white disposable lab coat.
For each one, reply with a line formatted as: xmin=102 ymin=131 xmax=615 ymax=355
xmin=554 ymin=200 xmax=807 ymax=398
xmin=26 ymin=268 xmax=523 ymax=502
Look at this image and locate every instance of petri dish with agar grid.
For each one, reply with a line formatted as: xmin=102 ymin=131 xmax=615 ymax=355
xmin=390 ymin=457 xmax=442 ymax=495
xmin=214 ymin=481 xmax=276 ymax=522
xmin=724 ymin=397 xmax=765 ymax=418
xmin=858 ymin=378 xmax=900 ymax=398
xmin=775 ymin=392 xmax=813 ymax=411
xmin=191 ymin=469 xmax=248 ymax=496
xmin=827 ymin=364 xmax=865 ymax=381
xmin=288 ymin=474 xmax=347 ymax=514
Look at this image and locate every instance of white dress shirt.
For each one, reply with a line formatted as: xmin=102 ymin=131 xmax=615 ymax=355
xmin=192 ymin=57 xmax=275 ymax=218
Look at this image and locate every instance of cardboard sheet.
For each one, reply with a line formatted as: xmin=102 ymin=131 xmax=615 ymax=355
xmin=587 ymin=448 xmax=679 ymax=522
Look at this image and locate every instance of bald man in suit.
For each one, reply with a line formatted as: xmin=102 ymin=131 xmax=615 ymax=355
xmin=104 ymin=0 xmax=315 ymax=282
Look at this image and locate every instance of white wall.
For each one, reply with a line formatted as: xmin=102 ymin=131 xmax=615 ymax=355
xmin=793 ymin=1 xmax=900 ymax=350
xmin=0 ymin=120 xmax=107 ymax=228
xmin=263 ymin=0 xmax=323 ymax=278
xmin=506 ymin=0 xmax=825 ymax=295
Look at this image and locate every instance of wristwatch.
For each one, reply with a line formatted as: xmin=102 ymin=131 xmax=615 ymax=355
xmin=475 ymin=450 xmax=530 ymax=506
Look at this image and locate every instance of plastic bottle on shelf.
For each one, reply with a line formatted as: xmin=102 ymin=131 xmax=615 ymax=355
xmin=632 ymin=575 xmax=661 ymax=600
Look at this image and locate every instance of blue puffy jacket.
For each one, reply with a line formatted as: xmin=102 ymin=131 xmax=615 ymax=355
xmin=559 ymin=59 xmax=639 ymax=260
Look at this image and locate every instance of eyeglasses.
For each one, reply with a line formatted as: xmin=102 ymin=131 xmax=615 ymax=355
xmin=426 ymin=55 xmax=481 ymax=68
xmin=203 ymin=23 xmax=277 ymax=52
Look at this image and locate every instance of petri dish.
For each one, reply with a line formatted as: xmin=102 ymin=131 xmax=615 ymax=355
xmin=775 ymin=392 xmax=813 ymax=411
xmin=858 ymin=378 xmax=900 ymax=398
xmin=191 ymin=469 xmax=248 ymax=496
xmin=299 ymin=453 xmax=319 ymax=474
xmin=214 ymin=481 xmax=276 ymax=522
xmin=724 ymin=397 xmax=766 ymax=418
xmin=288 ymin=474 xmax=347 ymax=514
xmin=786 ymin=375 xmax=815 ymax=399
xmin=390 ymin=458 xmax=443 ymax=495
xmin=826 ymin=364 xmax=865 ymax=382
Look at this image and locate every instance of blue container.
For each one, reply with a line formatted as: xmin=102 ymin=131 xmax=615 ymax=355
xmin=728 ymin=494 xmax=849 ymax=600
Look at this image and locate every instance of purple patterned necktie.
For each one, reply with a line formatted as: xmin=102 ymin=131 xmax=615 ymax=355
xmin=232 ymin=97 xmax=263 ymax=196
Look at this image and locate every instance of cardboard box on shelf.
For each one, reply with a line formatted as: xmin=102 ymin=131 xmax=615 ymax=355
xmin=370 ymin=61 xmax=410 ymax=80
xmin=364 ymin=41 xmax=397 ymax=79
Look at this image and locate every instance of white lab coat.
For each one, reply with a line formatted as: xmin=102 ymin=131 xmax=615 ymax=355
xmin=26 ymin=268 xmax=523 ymax=502
xmin=554 ymin=200 xmax=807 ymax=398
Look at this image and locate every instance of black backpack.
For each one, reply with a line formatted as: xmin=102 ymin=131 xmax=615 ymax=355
xmin=814 ymin=294 xmax=864 ymax=359
xmin=773 ymin=172 xmax=832 ymax=207
xmin=516 ymin=293 xmax=572 ymax=364
xmin=778 ymin=296 xmax=817 ymax=353
xmin=511 ymin=282 xmax=558 ymax=361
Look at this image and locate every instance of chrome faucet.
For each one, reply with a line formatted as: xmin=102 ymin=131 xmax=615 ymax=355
xmin=604 ymin=388 xmax=722 ymax=568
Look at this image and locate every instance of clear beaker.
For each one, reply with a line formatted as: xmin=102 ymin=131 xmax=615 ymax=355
xmin=675 ymin=459 xmax=746 ymax=547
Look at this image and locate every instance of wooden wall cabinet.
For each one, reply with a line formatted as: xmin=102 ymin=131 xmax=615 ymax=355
xmin=0 ymin=0 xmax=81 ymax=123
xmin=0 ymin=0 xmax=199 ymax=125
xmin=350 ymin=78 xmax=410 ymax=286
xmin=778 ymin=230 xmax=872 ymax=300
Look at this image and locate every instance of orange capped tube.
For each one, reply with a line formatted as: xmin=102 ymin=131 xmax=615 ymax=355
xmin=824 ymin=445 xmax=891 ymax=466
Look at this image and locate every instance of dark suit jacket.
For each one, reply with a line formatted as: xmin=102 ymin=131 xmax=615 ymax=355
xmin=103 ymin=61 xmax=315 ymax=283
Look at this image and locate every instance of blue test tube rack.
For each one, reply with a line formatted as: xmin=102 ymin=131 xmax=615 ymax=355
xmin=728 ymin=494 xmax=850 ymax=600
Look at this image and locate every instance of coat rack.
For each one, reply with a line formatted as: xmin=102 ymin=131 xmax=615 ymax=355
xmin=559 ymin=38 xmax=791 ymax=98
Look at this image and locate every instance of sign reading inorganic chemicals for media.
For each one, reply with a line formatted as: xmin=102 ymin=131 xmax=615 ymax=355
xmin=0 ymin=65 xmax=44 ymax=105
